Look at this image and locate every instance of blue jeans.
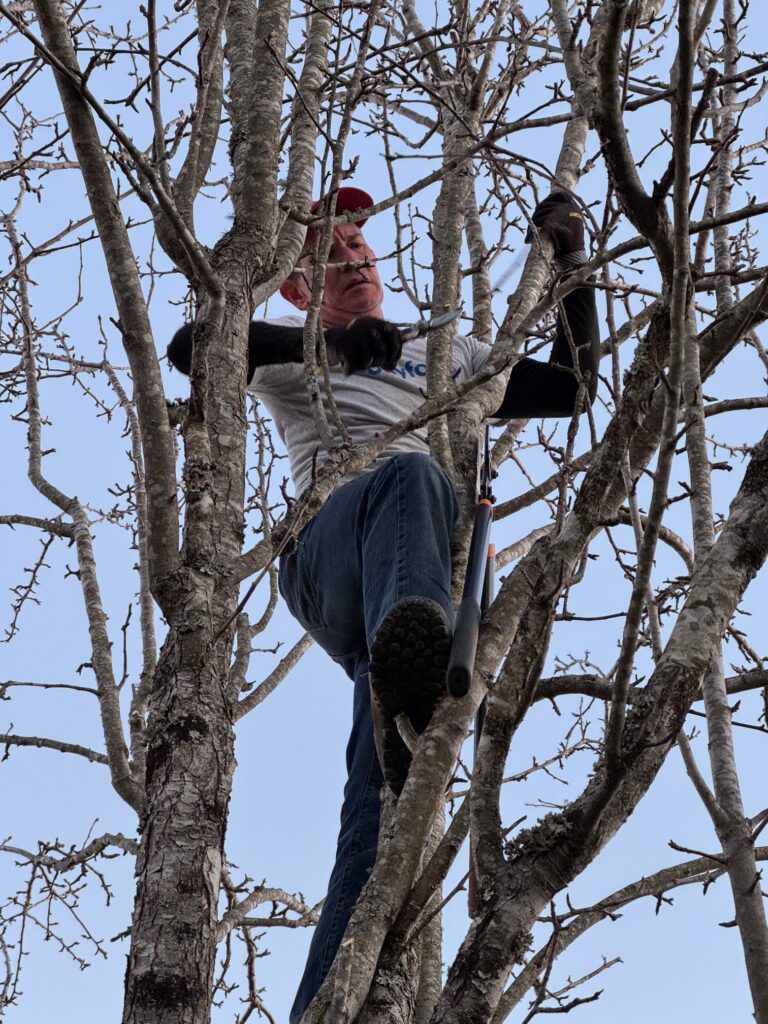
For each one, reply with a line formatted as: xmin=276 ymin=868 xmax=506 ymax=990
xmin=279 ymin=453 xmax=458 ymax=1023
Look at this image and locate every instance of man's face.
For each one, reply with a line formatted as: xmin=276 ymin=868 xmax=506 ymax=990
xmin=284 ymin=222 xmax=385 ymax=327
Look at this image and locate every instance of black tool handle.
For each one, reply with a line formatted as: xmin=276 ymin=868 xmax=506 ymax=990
xmin=446 ymin=597 xmax=481 ymax=697
xmin=446 ymin=502 xmax=492 ymax=697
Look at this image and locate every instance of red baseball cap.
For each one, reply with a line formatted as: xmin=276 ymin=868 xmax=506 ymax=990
xmin=311 ymin=186 xmax=374 ymax=226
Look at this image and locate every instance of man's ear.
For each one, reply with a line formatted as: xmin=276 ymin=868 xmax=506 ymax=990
xmin=280 ymin=273 xmax=311 ymax=311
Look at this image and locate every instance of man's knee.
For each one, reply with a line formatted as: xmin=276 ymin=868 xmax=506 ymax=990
xmin=389 ymin=452 xmax=458 ymax=518
xmin=390 ymin=451 xmax=449 ymax=487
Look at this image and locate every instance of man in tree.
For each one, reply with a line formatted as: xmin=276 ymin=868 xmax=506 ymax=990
xmin=167 ymin=187 xmax=599 ymax=1021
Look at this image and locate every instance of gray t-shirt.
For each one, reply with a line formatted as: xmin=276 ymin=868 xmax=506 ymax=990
xmin=248 ymin=316 xmax=491 ymax=495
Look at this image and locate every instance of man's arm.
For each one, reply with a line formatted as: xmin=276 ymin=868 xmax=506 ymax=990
xmin=493 ymin=280 xmax=599 ymax=419
xmin=493 ymin=192 xmax=600 ymax=420
xmin=167 ymin=320 xmax=305 ymax=383
xmin=166 ymin=317 xmax=403 ymax=382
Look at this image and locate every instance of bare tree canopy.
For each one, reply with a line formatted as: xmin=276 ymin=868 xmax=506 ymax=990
xmin=1 ymin=1 xmax=767 ymax=1022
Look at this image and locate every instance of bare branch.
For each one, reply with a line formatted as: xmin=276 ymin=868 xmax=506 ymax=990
xmin=0 ymin=732 xmax=108 ymax=765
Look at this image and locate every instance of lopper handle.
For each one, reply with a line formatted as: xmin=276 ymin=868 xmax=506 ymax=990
xmin=446 ymin=502 xmax=492 ymax=698
xmin=446 ymin=597 xmax=481 ymax=697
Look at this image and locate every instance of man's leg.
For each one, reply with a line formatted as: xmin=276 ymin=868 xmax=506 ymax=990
xmin=362 ymin=453 xmax=458 ymax=792
xmin=289 ymin=656 xmax=381 ymax=1024
xmin=280 ymin=454 xmax=457 ymax=1019
xmin=359 ymin=452 xmax=458 ymax=637
xmin=280 ymin=472 xmax=379 ymax=1024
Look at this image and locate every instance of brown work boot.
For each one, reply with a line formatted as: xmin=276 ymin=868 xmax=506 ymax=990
xmin=368 ymin=596 xmax=452 ymax=795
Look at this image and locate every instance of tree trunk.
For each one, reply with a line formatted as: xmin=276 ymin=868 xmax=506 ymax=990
xmin=123 ymin=275 xmax=253 ymax=1022
xmin=122 ymin=633 xmax=236 ymax=1024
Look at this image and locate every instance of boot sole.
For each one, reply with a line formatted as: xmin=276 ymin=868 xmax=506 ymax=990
xmin=369 ymin=596 xmax=452 ymax=734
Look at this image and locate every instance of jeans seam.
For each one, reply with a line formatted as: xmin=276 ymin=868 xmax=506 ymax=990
xmin=279 ymin=540 xmax=330 ymax=635
xmin=299 ymin=535 xmax=329 ymax=631
xmin=395 ymin=456 xmax=408 ymax=601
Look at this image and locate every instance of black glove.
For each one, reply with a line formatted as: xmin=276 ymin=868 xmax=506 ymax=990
xmin=326 ymin=316 xmax=404 ymax=376
xmin=525 ymin=191 xmax=585 ymax=257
